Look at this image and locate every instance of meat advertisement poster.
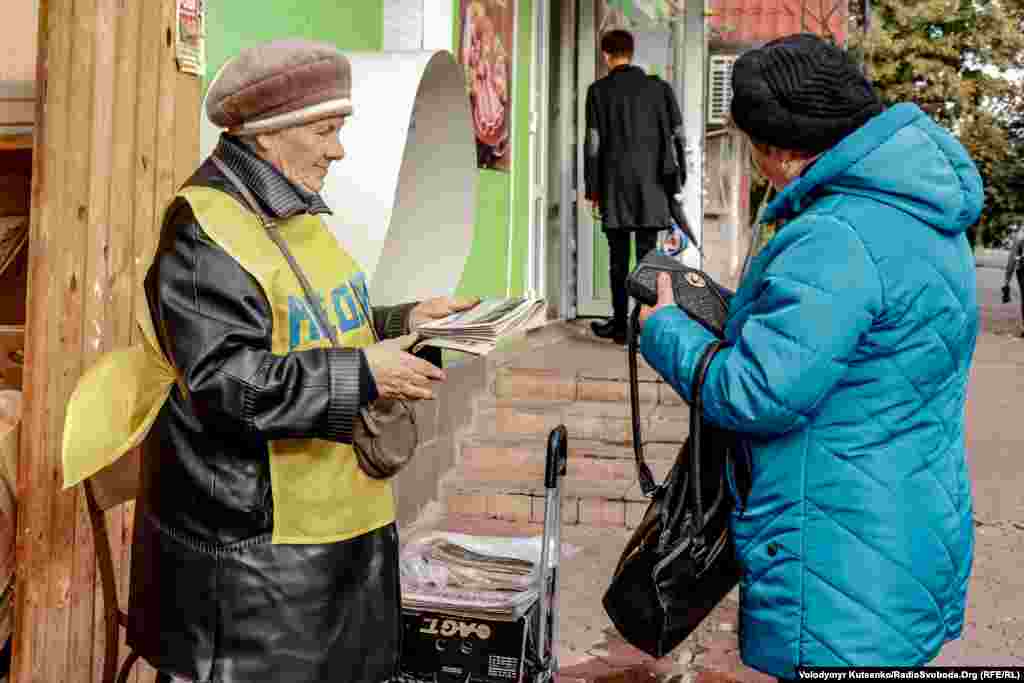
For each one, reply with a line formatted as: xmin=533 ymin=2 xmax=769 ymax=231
xmin=459 ymin=0 xmax=516 ymax=172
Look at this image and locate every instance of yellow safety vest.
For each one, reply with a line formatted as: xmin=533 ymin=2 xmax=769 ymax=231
xmin=62 ymin=186 xmax=394 ymax=544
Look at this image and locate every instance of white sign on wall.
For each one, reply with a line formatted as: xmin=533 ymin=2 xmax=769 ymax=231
xmin=383 ymin=0 xmax=454 ymax=52
xmin=383 ymin=0 xmax=424 ymax=50
xmin=423 ymin=0 xmax=455 ymax=50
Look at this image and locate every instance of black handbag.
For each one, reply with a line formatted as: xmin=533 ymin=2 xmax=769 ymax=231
xmin=603 ymin=259 xmax=749 ymax=659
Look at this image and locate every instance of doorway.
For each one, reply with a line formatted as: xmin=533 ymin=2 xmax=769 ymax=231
xmin=552 ymin=0 xmax=700 ymax=320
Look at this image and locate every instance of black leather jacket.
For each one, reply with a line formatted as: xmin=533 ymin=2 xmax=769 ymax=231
xmin=127 ymin=145 xmax=419 ymax=683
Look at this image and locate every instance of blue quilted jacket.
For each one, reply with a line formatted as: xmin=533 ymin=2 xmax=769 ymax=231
xmin=640 ymin=104 xmax=981 ymax=675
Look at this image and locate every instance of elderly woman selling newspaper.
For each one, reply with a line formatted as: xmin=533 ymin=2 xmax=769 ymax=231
xmin=63 ymin=39 xmax=478 ymax=683
xmin=638 ymin=34 xmax=981 ymax=678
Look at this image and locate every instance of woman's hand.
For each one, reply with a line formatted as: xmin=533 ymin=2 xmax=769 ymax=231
xmin=363 ymin=334 xmax=446 ymax=401
xmin=638 ymin=272 xmax=676 ymax=329
xmin=409 ymin=296 xmax=481 ymax=331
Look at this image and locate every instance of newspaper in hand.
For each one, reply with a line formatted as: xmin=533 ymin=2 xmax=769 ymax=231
xmin=411 ymin=297 xmax=547 ymax=356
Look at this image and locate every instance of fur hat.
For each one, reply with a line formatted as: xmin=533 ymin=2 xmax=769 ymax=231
xmin=206 ymin=39 xmax=352 ymax=135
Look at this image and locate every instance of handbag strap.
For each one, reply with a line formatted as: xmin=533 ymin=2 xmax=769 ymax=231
xmin=656 ymin=338 xmax=723 ymax=551
xmin=627 ymin=306 xmax=658 ymax=496
xmin=688 ymin=340 xmax=724 ymax=540
xmin=627 ymin=305 xmax=726 ymax=505
xmin=210 ymin=155 xmax=344 ymax=349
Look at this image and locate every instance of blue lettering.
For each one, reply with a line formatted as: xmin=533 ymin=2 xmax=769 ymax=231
xmin=287 ymin=273 xmax=371 ymax=348
xmin=332 ymin=285 xmax=362 ymax=333
xmin=288 ymin=296 xmax=321 ymax=350
xmin=351 ymin=272 xmax=371 ymax=311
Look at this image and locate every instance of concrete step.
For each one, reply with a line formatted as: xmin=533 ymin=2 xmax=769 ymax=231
xmin=493 ymin=366 xmax=684 ymax=405
xmin=493 ymin=335 xmax=664 ymax=382
xmin=475 ymin=398 xmax=691 ymax=445
xmin=460 ymin=435 xmax=681 ymax=485
xmin=441 ymin=475 xmax=660 ymax=530
xmin=442 ymin=436 xmax=683 ymax=529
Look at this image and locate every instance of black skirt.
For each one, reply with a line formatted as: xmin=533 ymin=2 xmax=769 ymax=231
xmin=127 ymin=513 xmax=401 ymax=683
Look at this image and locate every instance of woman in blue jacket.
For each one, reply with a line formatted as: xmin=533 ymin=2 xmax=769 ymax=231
xmin=638 ymin=34 xmax=981 ymax=677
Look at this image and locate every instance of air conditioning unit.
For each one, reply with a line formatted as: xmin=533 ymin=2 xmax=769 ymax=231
xmin=707 ymin=54 xmax=737 ymax=126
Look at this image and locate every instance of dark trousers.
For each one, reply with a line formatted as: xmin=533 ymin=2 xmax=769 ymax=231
xmin=605 ymin=228 xmax=659 ymax=328
xmin=1018 ymin=269 xmax=1024 ymax=325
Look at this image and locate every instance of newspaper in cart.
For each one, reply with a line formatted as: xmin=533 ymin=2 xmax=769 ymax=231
xmin=400 ymin=532 xmax=578 ymax=621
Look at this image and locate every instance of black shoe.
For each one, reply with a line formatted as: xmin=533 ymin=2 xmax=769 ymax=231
xmin=591 ymin=319 xmax=627 ymax=345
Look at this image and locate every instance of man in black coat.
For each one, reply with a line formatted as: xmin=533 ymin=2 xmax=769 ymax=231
xmin=585 ymin=29 xmax=687 ymax=344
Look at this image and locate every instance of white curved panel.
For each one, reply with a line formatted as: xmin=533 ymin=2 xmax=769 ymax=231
xmin=200 ymin=49 xmax=478 ymax=308
xmin=324 ymin=50 xmax=478 ymax=306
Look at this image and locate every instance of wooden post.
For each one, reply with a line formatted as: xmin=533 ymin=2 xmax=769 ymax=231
xmin=12 ymin=0 xmax=200 ymax=681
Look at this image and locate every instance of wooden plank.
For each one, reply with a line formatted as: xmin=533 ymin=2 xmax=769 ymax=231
xmin=47 ymin=0 xmax=97 ymax=681
xmin=174 ymin=71 xmax=201 ymax=190
xmin=126 ymin=1 xmax=174 ymax=680
xmin=12 ymin=0 xmax=69 ymax=678
xmin=107 ymin=0 xmax=142 ymax=370
xmin=152 ymin=0 xmax=178 ymax=247
xmin=129 ymin=0 xmax=162 ymax=349
xmin=125 ymin=1 xmax=164 ymax=675
xmin=79 ymin=1 xmax=118 ymax=681
xmin=12 ymin=0 xmax=203 ymax=678
xmin=106 ymin=0 xmax=143 ymax=679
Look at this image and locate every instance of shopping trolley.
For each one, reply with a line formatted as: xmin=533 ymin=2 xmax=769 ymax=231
xmin=397 ymin=425 xmax=569 ymax=683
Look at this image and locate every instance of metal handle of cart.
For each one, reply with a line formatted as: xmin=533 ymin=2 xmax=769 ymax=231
xmin=535 ymin=424 xmax=568 ymax=680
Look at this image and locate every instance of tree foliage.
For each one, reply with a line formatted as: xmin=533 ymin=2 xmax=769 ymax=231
xmin=849 ymin=0 xmax=1024 ymax=247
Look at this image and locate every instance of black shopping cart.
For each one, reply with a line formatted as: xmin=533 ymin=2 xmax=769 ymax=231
xmin=397 ymin=425 xmax=569 ymax=683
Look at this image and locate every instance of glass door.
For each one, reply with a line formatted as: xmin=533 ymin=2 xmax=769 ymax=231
xmin=574 ymin=0 xmax=676 ymax=317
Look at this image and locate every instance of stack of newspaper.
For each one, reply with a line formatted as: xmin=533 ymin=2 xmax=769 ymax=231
xmin=411 ymin=297 xmax=547 ymax=356
xmin=400 ymin=533 xmax=546 ymax=621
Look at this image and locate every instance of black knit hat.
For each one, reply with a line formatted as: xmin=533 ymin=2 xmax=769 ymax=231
xmin=730 ymin=33 xmax=884 ymax=155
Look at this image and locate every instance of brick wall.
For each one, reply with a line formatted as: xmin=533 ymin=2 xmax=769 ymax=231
xmin=394 ymin=354 xmax=489 ymax=526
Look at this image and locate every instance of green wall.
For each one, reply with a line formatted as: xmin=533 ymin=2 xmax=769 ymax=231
xmin=204 ymin=0 xmax=532 ymax=301
xmin=204 ymin=2 xmax=384 ymax=88
xmin=453 ymin=0 xmax=533 ymax=300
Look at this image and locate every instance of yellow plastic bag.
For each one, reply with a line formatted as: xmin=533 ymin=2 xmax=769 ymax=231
xmin=61 ymin=304 xmax=177 ymax=491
